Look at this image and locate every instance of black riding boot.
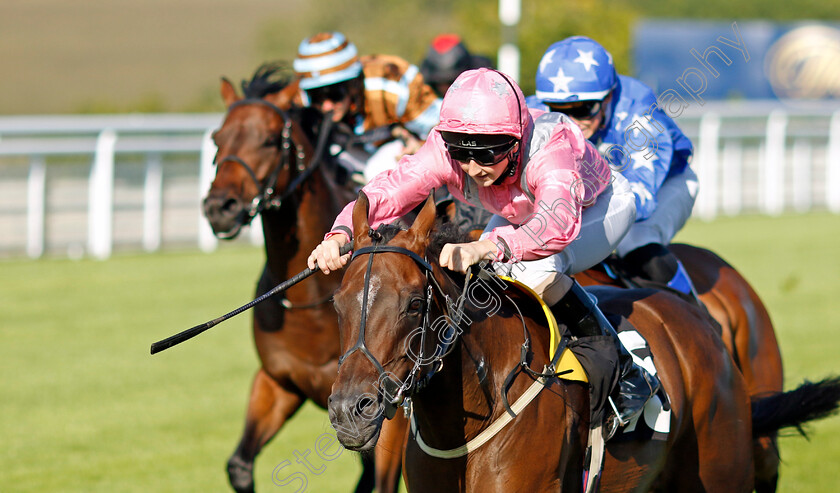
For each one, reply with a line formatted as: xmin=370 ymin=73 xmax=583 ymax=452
xmin=622 ymin=243 xmax=702 ymax=306
xmin=552 ymin=281 xmax=660 ymax=429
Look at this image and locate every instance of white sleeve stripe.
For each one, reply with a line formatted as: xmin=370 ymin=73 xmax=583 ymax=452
xmin=294 ymin=44 xmax=358 ymax=74
xmin=365 ymin=77 xmax=411 ymax=117
xmin=397 ymin=65 xmax=420 ymax=117
xmin=404 ymin=98 xmax=442 ymax=139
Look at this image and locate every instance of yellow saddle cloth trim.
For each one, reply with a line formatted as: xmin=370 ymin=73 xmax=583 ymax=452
xmin=497 ymin=276 xmax=588 ymax=383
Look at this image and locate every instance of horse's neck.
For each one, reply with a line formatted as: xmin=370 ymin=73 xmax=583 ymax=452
xmin=410 ymin=304 xmax=553 ymax=451
xmin=261 ymin=169 xmax=344 ymax=280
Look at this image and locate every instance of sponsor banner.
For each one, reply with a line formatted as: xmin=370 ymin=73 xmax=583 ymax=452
xmin=634 ymin=20 xmax=840 ymax=100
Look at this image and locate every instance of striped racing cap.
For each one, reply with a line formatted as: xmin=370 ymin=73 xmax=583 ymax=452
xmin=294 ymin=32 xmax=363 ymax=90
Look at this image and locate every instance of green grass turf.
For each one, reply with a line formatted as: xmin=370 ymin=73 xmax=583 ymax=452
xmin=1 ymin=212 xmax=838 ymax=492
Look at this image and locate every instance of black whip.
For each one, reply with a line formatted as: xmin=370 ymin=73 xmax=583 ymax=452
xmin=150 ymin=242 xmax=352 ymax=354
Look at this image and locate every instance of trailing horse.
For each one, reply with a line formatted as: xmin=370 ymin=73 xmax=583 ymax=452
xmin=576 ymin=244 xmax=785 ymax=491
xmin=202 ymin=63 xmax=403 ymax=493
xmin=328 ymin=192 xmax=840 ymax=492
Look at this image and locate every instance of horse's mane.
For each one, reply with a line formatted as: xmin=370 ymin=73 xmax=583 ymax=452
xmin=374 ymin=217 xmax=470 ymax=254
xmin=373 ymin=217 xmax=472 ymax=287
xmin=237 ymin=62 xmax=326 ymax=151
xmin=428 ymin=221 xmax=473 ymax=264
xmin=241 ymin=62 xmax=295 ymax=98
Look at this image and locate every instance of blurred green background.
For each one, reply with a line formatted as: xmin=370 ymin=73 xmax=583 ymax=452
xmin=2 ymin=213 xmax=839 ymax=491
xmin=3 ymin=0 xmax=840 ymax=115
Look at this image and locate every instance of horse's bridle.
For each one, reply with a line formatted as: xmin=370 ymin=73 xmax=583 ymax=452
xmin=338 ymin=231 xmax=471 ymax=418
xmin=213 ymin=99 xmax=333 ymax=235
xmin=339 ymin=229 xmax=574 ymax=420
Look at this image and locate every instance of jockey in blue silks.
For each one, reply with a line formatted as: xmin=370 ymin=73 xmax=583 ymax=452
xmin=526 ymin=36 xmax=700 ymax=300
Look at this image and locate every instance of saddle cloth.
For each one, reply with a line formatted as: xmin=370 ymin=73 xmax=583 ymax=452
xmin=499 ymin=275 xmax=670 ymax=440
xmin=605 ymin=312 xmax=671 ymax=441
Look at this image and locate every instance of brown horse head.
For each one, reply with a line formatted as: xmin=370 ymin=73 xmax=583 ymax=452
xmin=329 ymin=192 xmax=450 ymax=450
xmin=203 ymin=64 xmax=311 ymax=238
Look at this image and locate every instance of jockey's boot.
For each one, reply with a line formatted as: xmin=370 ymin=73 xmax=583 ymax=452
xmin=623 ymin=243 xmax=702 ymax=306
xmin=552 ymin=280 xmax=660 ymax=430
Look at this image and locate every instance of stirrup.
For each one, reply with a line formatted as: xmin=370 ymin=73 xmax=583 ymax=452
xmin=605 ymin=394 xmax=650 ymax=441
xmin=605 ymin=399 xmax=622 ymax=440
xmin=605 ymin=395 xmax=647 ymax=441
xmin=605 ymin=362 xmax=660 ymax=436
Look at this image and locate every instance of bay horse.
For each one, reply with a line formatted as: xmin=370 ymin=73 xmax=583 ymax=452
xmin=202 ymin=64 xmax=404 ymax=493
xmin=576 ymin=245 xmax=784 ymax=491
xmin=327 ymin=192 xmax=840 ymax=492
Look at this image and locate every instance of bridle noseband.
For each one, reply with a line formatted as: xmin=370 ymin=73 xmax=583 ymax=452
xmin=338 ymin=232 xmax=471 ymax=418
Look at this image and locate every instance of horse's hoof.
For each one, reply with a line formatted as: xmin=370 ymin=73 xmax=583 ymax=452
xmin=227 ymin=455 xmax=255 ymax=493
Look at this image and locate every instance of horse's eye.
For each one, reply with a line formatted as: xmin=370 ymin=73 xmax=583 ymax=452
xmin=264 ymin=135 xmax=280 ymax=147
xmin=407 ymin=298 xmax=425 ymax=315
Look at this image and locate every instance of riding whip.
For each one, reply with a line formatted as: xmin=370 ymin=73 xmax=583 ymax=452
xmin=150 ymin=242 xmax=352 ymax=354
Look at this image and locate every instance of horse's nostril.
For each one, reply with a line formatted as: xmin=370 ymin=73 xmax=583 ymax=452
xmin=222 ymin=198 xmax=240 ymax=214
xmin=354 ymin=395 xmax=379 ymax=420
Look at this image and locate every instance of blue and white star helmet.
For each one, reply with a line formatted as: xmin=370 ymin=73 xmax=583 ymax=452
xmin=535 ymin=36 xmax=617 ymax=103
xmin=294 ymin=32 xmax=363 ymax=90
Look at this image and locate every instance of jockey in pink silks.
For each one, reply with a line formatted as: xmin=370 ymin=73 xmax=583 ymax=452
xmin=308 ymin=68 xmax=658 ymax=430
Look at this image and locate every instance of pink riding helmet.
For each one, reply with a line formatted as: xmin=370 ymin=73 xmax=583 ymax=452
xmin=435 ymin=68 xmax=531 ymax=140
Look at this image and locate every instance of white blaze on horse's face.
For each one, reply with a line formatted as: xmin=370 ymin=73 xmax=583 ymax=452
xmin=357 ymin=275 xmax=381 ymax=313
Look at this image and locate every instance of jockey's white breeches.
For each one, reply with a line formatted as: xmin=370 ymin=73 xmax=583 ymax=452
xmin=616 ymin=167 xmax=699 ymax=257
xmin=483 ymin=172 xmax=636 ymax=303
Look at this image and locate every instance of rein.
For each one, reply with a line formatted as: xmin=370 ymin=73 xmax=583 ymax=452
xmin=214 ymin=99 xmax=334 ymax=235
xmin=340 ymin=230 xmax=573 ymax=454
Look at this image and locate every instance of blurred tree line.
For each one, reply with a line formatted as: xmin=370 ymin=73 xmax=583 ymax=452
xmin=249 ymin=0 xmax=840 ymax=101
xmin=52 ymin=0 xmax=835 ymax=113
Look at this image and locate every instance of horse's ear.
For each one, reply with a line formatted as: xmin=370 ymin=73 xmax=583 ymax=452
xmin=408 ymin=192 xmax=437 ymax=239
xmin=220 ymin=77 xmax=240 ymax=107
xmin=352 ymin=191 xmax=371 ymax=246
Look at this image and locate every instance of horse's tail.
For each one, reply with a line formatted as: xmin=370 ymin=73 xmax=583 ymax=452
xmin=751 ymin=376 xmax=840 ymax=438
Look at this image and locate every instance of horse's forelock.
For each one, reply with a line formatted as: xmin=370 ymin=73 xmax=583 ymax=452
xmin=241 ymin=62 xmax=294 ymax=99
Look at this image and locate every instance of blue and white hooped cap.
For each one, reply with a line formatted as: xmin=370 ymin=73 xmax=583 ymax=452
xmin=534 ymin=36 xmax=617 ymax=103
xmin=294 ymin=32 xmax=363 ymax=90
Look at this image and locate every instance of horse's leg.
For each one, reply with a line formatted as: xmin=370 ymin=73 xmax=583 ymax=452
xmin=228 ymin=368 xmax=305 ymax=493
xmin=753 ymin=435 xmax=780 ymax=493
xmin=373 ymin=412 xmax=408 ymax=493
xmin=355 ymin=453 xmax=376 ymax=493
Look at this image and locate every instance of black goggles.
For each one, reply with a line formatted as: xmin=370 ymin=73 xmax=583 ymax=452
xmin=546 ymin=100 xmax=603 ymax=119
xmin=306 ymin=83 xmax=350 ymax=105
xmin=445 ymin=140 xmax=516 ymax=166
